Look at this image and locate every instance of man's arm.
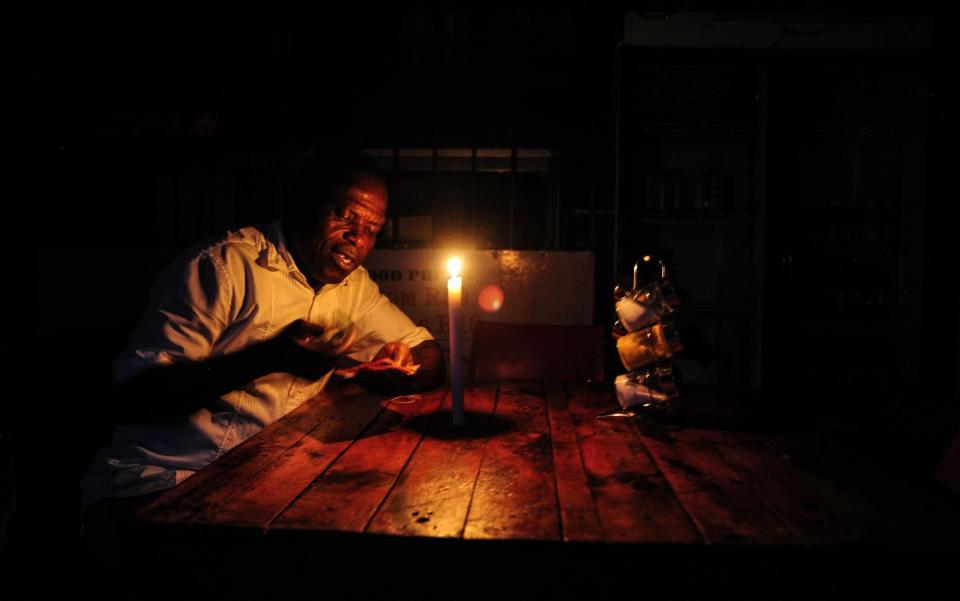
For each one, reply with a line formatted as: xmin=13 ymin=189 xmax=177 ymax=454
xmin=112 ymin=345 xmax=273 ymax=423
xmin=355 ymin=339 xmax=445 ymax=396
xmin=112 ymin=320 xmax=338 ymax=423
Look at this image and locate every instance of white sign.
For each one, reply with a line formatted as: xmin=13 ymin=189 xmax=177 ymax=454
xmin=364 ymin=249 xmax=594 ymax=361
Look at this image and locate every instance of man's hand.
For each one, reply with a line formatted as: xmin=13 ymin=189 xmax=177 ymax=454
xmin=373 ymin=341 xmax=414 ymax=367
xmin=260 ymin=319 xmax=346 ymax=381
xmin=287 ymin=318 xmax=357 ymax=354
xmin=334 ymin=342 xmax=419 ymax=380
xmin=356 ymin=339 xmax=445 ymax=395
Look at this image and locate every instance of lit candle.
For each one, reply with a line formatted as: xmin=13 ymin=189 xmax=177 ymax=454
xmin=447 ymin=256 xmax=464 ymax=425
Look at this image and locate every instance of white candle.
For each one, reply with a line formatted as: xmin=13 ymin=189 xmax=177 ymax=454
xmin=447 ymin=256 xmax=464 ymax=425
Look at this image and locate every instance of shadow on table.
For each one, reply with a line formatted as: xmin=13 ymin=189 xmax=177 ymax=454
xmin=402 ymin=411 xmax=514 ymax=440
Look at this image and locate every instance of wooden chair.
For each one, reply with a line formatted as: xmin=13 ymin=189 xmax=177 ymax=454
xmin=468 ymin=320 xmax=605 ymax=383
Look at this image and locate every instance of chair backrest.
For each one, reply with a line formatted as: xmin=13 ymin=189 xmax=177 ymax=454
xmin=469 ymin=320 xmax=605 ymax=382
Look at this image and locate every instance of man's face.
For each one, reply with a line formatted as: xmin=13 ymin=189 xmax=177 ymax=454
xmin=294 ymin=178 xmax=387 ymax=285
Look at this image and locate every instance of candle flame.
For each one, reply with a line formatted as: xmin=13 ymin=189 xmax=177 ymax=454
xmin=446 ymin=256 xmax=463 ymax=278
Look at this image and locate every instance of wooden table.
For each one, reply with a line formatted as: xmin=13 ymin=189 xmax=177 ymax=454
xmin=130 ymin=380 xmax=957 ymax=595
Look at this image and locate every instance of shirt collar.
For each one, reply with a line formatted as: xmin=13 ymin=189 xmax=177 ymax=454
xmin=257 ymin=220 xmax=298 ymax=272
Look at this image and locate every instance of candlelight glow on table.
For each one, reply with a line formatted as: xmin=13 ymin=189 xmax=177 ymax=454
xmin=447 ymin=256 xmax=464 ymax=425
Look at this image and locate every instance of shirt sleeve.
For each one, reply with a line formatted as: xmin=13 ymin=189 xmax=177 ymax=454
xmin=345 ymin=269 xmax=434 ymax=363
xmin=113 ymin=248 xmax=234 ymax=383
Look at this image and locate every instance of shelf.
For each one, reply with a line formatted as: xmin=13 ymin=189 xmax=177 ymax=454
xmin=803 ymin=205 xmax=898 ymax=222
xmin=795 ymin=322 xmax=890 ymax=335
xmin=618 ymin=57 xmax=925 ymax=395
xmin=800 ymin=245 xmax=897 ymax=257
xmin=571 ymin=208 xmax=615 ymax=215
xmin=642 ymin=212 xmax=755 ymax=223
xmin=811 ymin=125 xmax=899 ymax=138
xmin=681 ymin=303 xmax=752 ymax=315
xmin=637 ymin=122 xmax=756 ymax=138
xmin=819 ymin=204 xmax=897 ymax=214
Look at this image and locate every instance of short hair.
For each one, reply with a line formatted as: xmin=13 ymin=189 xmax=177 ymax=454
xmin=283 ymin=149 xmax=386 ymax=231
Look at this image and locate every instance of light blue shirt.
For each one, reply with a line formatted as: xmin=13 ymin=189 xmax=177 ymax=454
xmin=81 ymin=221 xmax=432 ymax=508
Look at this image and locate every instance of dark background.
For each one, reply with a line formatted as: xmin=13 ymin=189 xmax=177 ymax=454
xmin=6 ymin=0 xmax=954 ymax=579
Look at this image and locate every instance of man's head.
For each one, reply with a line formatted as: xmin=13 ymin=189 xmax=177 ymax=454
xmin=283 ymin=152 xmax=387 ymax=286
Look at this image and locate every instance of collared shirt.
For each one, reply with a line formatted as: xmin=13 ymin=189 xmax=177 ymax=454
xmin=81 ymin=221 xmax=432 ymax=508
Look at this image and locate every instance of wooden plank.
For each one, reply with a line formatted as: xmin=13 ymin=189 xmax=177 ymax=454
xmin=464 ymin=381 xmax=560 ymax=541
xmin=366 ymin=386 xmax=498 ymax=538
xmin=750 ymin=431 xmax=938 ymax=546
xmin=565 ymin=383 xmax=701 ymax=544
xmin=195 ymin=387 xmax=389 ymax=528
xmin=269 ymin=385 xmax=448 ymax=532
xmin=136 ymin=383 xmax=369 ymax=524
xmin=705 ymin=431 xmax=866 ymax=545
xmin=544 ymin=381 xmax=603 ymax=542
xmin=638 ymin=425 xmax=800 ymax=545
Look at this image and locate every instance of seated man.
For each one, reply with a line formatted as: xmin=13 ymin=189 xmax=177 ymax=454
xmin=81 ymin=151 xmax=444 ymax=511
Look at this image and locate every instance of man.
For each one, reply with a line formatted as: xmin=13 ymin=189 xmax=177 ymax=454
xmin=81 ymin=152 xmax=444 ymax=511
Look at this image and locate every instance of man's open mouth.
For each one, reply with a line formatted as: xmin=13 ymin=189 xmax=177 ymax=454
xmin=331 ymin=247 xmax=356 ymax=270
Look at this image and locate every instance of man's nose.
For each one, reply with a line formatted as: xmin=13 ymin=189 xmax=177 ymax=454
xmin=342 ymin=223 xmax=365 ymax=246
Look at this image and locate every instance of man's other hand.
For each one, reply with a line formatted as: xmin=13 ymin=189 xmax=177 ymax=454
xmin=373 ymin=341 xmax=413 ymax=367
xmin=356 ymin=340 xmax=444 ymax=395
xmin=261 ymin=319 xmax=342 ymax=380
